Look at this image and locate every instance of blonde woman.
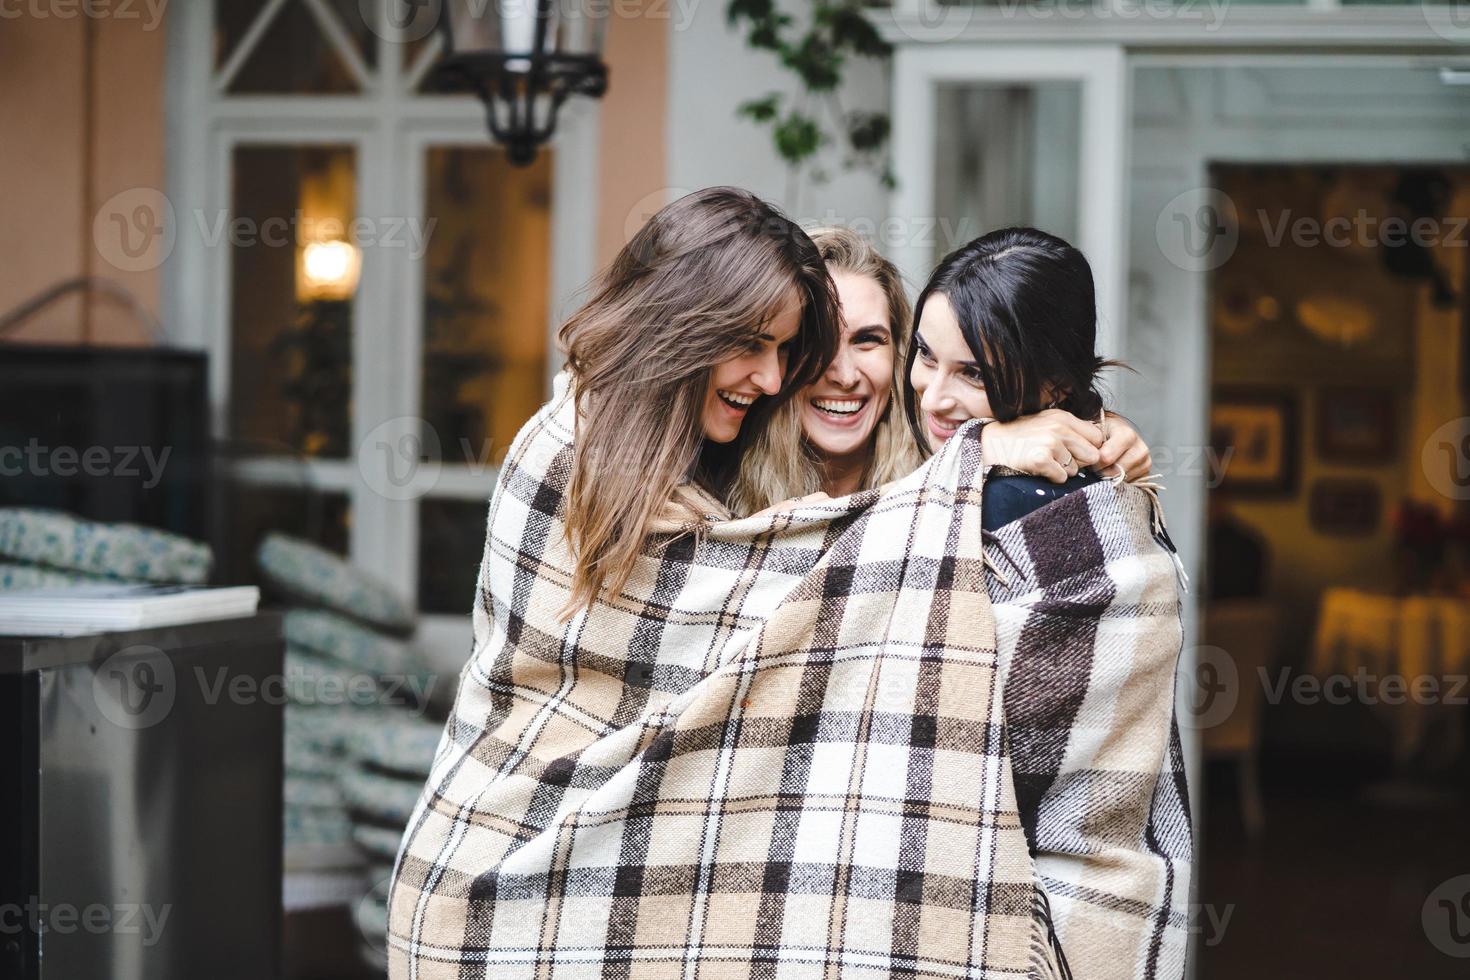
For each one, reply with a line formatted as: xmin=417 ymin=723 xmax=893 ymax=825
xmin=730 ymin=225 xmax=1151 ymax=516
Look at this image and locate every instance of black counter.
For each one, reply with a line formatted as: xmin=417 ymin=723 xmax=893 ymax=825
xmin=0 ymin=614 xmax=284 ymax=980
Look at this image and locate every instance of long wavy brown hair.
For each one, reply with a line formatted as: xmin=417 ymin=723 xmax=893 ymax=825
xmin=728 ymin=226 xmax=921 ymax=515
xmin=558 ymin=187 xmax=841 ymax=611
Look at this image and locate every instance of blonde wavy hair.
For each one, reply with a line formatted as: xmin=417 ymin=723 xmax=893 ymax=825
xmin=728 ymin=226 xmax=921 ymax=516
xmin=558 ymin=188 xmax=841 ymax=612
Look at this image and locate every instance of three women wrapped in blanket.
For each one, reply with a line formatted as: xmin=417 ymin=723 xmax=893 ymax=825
xmin=389 ymin=190 xmax=1192 ymax=980
xmin=390 ymin=390 xmax=1190 ymax=980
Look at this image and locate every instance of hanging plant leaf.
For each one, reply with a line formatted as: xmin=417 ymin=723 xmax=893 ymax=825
xmin=738 ymin=93 xmax=783 ymax=123
xmin=826 ymin=5 xmax=891 ymax=58
xmin=846 ymin=110 xmax=889 ymax=153
xmin=781 ymin=34 xmax=843 ymax=92
xmin=773 ymin=112 xmax=825 ymax=166
xmin=726 ymin=0 xmax=895 ymax=191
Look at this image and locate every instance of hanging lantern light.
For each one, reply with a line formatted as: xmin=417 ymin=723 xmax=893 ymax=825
xmin=436 ymin=0 xmax=609 ymax=166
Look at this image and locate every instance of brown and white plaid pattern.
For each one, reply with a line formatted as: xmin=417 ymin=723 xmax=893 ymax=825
xmin=388 ymin=380 xmax=1190 ymax=980
xmin=984 ymin=477 xmax=1193 ymax=980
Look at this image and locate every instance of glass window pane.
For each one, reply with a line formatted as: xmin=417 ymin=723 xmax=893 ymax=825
xmin=421 ymin=147 xmax=553 ymax=467
xmin=934 ymin=81 xmax=1082 ymax=267
xmin=230 ymin=146 xmax=357 ymax=460
xmin=216 ymin=0 xmax=375 ymax=95
xmin=418 ymin=498 xmax=488 ymax=614
xmin=218 ymin=484 xmax=351 ymax=587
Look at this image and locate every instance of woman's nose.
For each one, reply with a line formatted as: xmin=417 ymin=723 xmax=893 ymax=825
xmin=826 ymin=348 xmax=858 ymax=388
xmin=919 ymin=375 xmax=953 ymax=414
xmin=751 ymin=348 xmax=783 ymax=395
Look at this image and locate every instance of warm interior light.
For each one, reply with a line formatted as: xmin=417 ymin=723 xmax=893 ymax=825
xmin=300 ymin=240 xmax=361 ymax=300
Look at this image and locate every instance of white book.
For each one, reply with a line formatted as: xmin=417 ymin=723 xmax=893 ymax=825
xmin=0 ymin=585 xmax=261 ymax=636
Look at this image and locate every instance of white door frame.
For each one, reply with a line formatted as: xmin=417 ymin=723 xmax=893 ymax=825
xmin=889 ymin=33 xmax=1470 ymax=976
xmin=890 ymin=43 xmax=1132 ymax=359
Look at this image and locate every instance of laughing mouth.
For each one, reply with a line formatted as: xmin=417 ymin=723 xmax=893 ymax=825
xmin=717 ymin=389 xmax=757 ymax=410
xmin=928 ymin=413 xmax=964 ymax=434
xmin=812 ymin=397 xmax=867 ymax=418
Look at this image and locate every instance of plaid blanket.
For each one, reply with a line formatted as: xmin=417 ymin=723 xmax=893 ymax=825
xmin=388 ymin=379 xmax=1191 ymax=979
xmin=984 ymin=478 xmax=1193 ymax=980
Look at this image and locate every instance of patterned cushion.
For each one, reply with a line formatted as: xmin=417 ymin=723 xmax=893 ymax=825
xmin=339 ymin=765 xmax=423 ymax=827
xmin=257 ymin=534 xmax=414 ymax=635
xmin=344 ymin=712 xmax=443 ymax=778
xmin=284 ymin=646 xmax=402 ymax=711
xmin=351 ymin=824 xmax=405 ymax=863
xmin=284 ymin=730 xmax=339 ymax=778
xmin=283 ymin=804 xmax=354 ymax=850
xmin=285 ymin=704 xmax=361 ymax=756
xmin=0 ymin=561 xmax=115 ymax=591
xmin=0 ymin=508 xmax=211 ymax=584
xmin=284 ymin=772 xmax=342 ymax=808
xmin=284 ymin=609 xmax=414 ymax=677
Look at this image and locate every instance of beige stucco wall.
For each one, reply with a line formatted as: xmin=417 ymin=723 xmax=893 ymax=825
xmin=0 ymin=6 xmax=665 ymax=346
xmin=0 ymin=10 xmax=167 ymax=345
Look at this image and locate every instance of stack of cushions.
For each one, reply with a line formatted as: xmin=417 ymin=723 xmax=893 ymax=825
xmin=0 ymin=507 xmax=212 ymax=589
xmin=256 ymin=532 xmax=446 ymax=941
xmin=342 ymin=712 xmax=445 ymax=968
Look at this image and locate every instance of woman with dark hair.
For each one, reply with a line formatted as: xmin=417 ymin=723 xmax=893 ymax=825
xmin=907 ymin=227 xmax=1193 ymax=980
xmin=907 ymin=226 xmax=1152 ymax=524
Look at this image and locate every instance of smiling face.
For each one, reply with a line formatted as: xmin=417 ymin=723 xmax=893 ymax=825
xmin=798 ymin=271 xmax=895 ymax=464
xmin=909 ymin=292 xmax=994 ymax=451
xmin=701 ymin=299 xmax=803 ymax=443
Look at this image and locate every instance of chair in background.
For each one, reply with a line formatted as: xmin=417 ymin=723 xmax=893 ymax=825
xmin=1203 ymin=599 xmax=1283 ymax=840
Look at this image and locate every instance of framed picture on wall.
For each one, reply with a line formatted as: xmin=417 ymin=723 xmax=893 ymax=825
xmin=1309 ymin=479 xmax=1382 ymax=536
xmin=1210 ymin=388 xmax=1298 ymax=496
xmin=1315 ymin=388 xmax=1396 ymax=463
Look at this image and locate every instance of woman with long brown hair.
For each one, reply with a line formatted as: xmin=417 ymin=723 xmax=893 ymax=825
xmin=388 ymin=187 xmax=845 ymax=977
xmin=555 ymin=187 xmax=840 ymax=608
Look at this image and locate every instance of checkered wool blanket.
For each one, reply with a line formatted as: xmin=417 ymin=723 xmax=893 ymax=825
xmin=388 ymin=379 xmax=1192 ymax=980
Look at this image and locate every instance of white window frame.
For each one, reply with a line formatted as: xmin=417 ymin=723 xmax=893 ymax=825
xmin=164 ymin=0 xmax=599 ymax=656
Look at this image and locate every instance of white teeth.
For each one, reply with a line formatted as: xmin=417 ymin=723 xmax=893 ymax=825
xmin=718 ymin=390 xmax=756 ymax=407
xmin=813 ymin=398 xmax=864 ymax=416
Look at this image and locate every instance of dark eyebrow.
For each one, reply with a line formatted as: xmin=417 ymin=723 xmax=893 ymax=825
xmin=852 ymin=323 xmax=890 ymax=335
xmin=913 ymin=330 xmax=979 ymax=368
